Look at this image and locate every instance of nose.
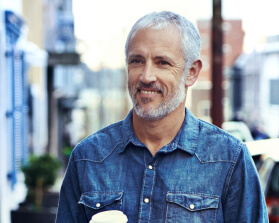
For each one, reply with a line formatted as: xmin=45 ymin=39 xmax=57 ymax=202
xmin=140 ymin=62 xmax=156 ymax=84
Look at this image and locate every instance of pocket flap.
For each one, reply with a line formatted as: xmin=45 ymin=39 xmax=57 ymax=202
xmin=166 ymin=192 xmax=219 ymax=211
xmin=78 ymin=191 xmax=123 ymax=210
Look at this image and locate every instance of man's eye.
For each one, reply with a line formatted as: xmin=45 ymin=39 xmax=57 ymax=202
xmin=130 ymin=59 xmax=141 ymax=64
xmin=159 ymin=61 xmax=170 ymax=65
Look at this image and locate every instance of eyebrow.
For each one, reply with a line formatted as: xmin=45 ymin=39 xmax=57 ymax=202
xmin=128 ymin=54 xmax=173 ymax=61
xmin=154 ymin=56 xmax=171 ymax=61
xmin=153 ymin=55 xmax=175 ymax=64
xmin=128 ymin=54 xmax=144 ymax=59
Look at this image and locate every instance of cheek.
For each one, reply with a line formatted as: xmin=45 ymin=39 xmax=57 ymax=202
xmin=127 ymin=66 xmax=133 ymax=73
xmin=128 ymin=65 xmax=142 ymax=74
xmin=127 ymin=75 xmax=138 ymax=93
xmin=128 ymin=74 xmax=136 ymax=85
xmin=128 ymin=67 xmax=140 ymax=79
xmin=128 ymin=67 xmax=144 ymax=84
xmin=160 ymin=68 xmax=182 ymax=85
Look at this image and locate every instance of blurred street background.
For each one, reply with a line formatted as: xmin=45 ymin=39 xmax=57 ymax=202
xmin=1 ymin=0 xmax=279 ymax=222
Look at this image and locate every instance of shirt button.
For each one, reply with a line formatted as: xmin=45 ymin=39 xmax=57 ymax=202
xmin=190 ymin=204 xmax=195 ymax=210
xmin=148 ymin=165 xmax=153 ymax=170
xmin=144 ymin=198 xmax=150 ymax=203
xmin=96 ymin=203 xmax=101 ymax=208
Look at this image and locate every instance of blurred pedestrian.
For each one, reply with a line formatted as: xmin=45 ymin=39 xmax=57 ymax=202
xmin=251 ymin=126 xmax=270 ymax=140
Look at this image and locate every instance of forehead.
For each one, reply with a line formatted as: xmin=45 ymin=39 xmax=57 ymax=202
xmin=128 ymin=25 xmax=183 ymax=57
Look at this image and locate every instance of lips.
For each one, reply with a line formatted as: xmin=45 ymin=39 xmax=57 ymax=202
xmin=133 ymin=82 xmax=164 ymax=99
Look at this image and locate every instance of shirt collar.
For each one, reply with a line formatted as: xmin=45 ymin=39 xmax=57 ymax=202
xmin=119 ymin=108 xmax=199 ymax=155
xmin=175 ymin=108 xmax=199 ymax=155
xmin=119 ymin=109 xmax=144 ymax=153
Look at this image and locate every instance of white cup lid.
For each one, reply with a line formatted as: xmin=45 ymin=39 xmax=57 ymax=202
xmin=90 ymin=210 xmax=128 ymax=223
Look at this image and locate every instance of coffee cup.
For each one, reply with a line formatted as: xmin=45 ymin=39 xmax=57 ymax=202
xmin=90 ymin=210 xmax=128 ymax=223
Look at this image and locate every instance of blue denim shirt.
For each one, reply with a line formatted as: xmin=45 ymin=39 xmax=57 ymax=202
xmin=56 ymin=108 xmax=268 ymax=223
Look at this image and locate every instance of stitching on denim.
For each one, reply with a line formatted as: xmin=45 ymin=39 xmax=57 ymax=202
xmin=199 ymin=119 xmax=228 ymax=137
xmin=148 ymin=159 xmax=158 ymax=223
xmin=167 ymin=192 xmax=219 ymax=213
xmin=81 ymin=191 xmax=123 ymax=195
xmin=212 ymin=202 xmax=218 ymax=223
xmin=78 ymin=199 xmax=122 ymax=209
xmin=198 ymin=119 xmax=240 ymax=148
xmin=167 ymin=191 xmax=220 ymax=199
xmin=74 ymin=159 xmax=101 ymax=163
xmin=75 ymin=142 xmax=122 ymax=163
xmin=119 ymin=121 xmax=125 ymax=151
xmin=100 ymin=142 xmax=122 ymax=162
xmin=78 ymin=201 xmax=95 ymax=209
xmin=192 ymin=119 xmax=241 ymax=164
xmin=144 ymin=149 xmax=146 ymax=165
xmin=165 ymin=191 xmax=219 ymax=222
xmin=194 ymin=153 xmax=236 ymax=164
xmin=165 ymin=201 xmax=170 ymax=223
xmin=139 ymin=167 xmax=148 ymax=223
xmin=78 ymin=191 xmax=123 ymax=210
xmin=222 ymin=144 xmax=242 ymax=203
xmin=193 ymin=117 xmax=199 ymax=149
xmin=78 ymin=199 xmax=123 ymax=210
xmin=178 ymin=116 xmax=199 ymax=154
xmin=166 ymin=200 xmax=218 ymax=212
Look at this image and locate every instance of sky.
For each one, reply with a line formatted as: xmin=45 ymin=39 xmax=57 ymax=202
xmin=72 ymin=0 xmax=279 ymax=70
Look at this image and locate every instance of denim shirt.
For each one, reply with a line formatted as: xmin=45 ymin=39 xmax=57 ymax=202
xmin=56 ymin=108 xmax=268 ymax=223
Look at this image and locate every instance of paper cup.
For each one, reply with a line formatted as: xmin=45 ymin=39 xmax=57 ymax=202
xmin=90 ymin=210 xmax=128 ymax=223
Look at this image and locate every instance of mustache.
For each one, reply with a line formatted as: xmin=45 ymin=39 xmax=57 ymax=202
xmin=136 ymin=82 xmax=164 ymax=93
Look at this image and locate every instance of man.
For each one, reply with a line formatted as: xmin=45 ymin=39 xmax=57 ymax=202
xmin=56 ymin=11 xmax=268 ymax=222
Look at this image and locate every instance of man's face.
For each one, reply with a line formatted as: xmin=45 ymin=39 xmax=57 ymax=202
xmin=127 ymin=25 xmax=187 ymax=121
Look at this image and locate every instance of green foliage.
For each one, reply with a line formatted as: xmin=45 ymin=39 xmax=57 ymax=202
xmin=21 ymin=154 xmax=61 ymax=190
xmin=62 ymin=146 xmax=74 ymax=157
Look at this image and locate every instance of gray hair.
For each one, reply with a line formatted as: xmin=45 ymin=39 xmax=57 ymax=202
xmin=125 ymin=11 xmax=201 ymax=72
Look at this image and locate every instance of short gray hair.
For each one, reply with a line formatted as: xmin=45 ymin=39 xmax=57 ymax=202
xmin=125 ymin=11 xmax=201 ymax=72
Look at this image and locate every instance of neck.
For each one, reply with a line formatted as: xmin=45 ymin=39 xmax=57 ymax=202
xmin=132 ymin=103 xmax=186 ymax=156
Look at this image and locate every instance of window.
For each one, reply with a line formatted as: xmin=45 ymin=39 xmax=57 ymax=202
xmin=222 ymin=22 xmax=232 ymax=33
xmin=223 ymin=44 xmax=232 ymax=54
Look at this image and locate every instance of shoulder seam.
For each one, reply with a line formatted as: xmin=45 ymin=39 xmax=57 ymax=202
xmin=198 ymin=119 xmax=242 ymax=145
xmin=199 ymin=119 xmax=227 ymax=136
xmin=74 ymin=142 xmax=122 ymax=163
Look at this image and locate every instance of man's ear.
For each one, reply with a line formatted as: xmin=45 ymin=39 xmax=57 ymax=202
xmin=185 ymin=59 xmax=202 ymax=87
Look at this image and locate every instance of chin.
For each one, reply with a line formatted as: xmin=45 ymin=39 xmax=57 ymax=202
xmin=134 ymin=105 xmax=168 ymax=121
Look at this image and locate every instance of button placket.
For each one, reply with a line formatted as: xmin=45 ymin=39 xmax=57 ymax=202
xmin=139 ymin=159 xmax=157 ymax=221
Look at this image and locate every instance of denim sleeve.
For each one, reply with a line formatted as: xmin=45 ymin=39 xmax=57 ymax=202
xmin=56 ymin=151 xmax=88 ymax=223
xmin=223 ymin=144 xmax=268 ymax=222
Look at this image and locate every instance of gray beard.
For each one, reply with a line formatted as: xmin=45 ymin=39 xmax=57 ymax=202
xmin=129 ymin=77 xmax=186 ymax=121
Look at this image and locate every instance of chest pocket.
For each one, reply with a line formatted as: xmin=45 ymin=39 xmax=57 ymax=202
xmin=78 ymin=191 xmax=123 ymax=219
xmin=166 ymin=192 xmax=219 ymax=223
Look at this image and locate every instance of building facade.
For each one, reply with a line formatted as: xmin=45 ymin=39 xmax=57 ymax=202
xmin=188 ymin=20 xmax=245 ymax=123
xmin=231 ymin=35 xmax=279 ymax=138
xmin=0 ymin=5 xmax=29 ymax=223
xmin=0 ymin=0 xmax=74 ymax=222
